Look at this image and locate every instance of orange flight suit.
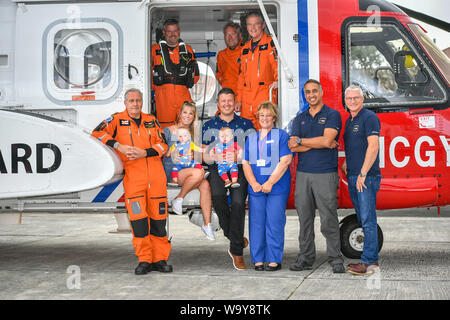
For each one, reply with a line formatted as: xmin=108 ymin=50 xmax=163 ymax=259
xmin=237 ymin=32 xmax=278 ymax=130
xmin=216 ymin=42 xmax=244 ymax=95
xmin=92 ymin=110 xmax=171 ymax=264
xmin=151 ymin=42 xmax=199 ymax=128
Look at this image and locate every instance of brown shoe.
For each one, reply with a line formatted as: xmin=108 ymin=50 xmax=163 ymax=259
xmin=348 ymin=261 xmax=378 ymax=268
xmin=348 ymin=261 xmax=379 ymax=268
xmin=348 ymin=262 xmax=379 ymax=275
xmin=228 ymin=249 xmax=246 ymax=270
xmin=243 ymin=237 xmax=249 ymax=249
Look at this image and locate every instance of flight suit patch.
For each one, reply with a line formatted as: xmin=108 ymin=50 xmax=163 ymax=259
xmin=242 ymin=48 xmax=249 ymax=55
xmin=120 ymin=119 xmax=130 ymax=126
xmin=131 ymin=201 xmax=141 ymax=215
xmin=144 ymin=120 xmax=156 ymax=128
xmin=259 ymin=44 xmax=268 ymax=51
xmin=105 ymin=116 xmax=113 ymax=123
xmin=159 ymin=202 xmax=166 ymax=215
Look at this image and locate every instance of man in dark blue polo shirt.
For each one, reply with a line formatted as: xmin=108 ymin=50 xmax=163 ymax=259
xmin=202 ymin=88 xmax=255 ymax=270
xmin=343 ymin=85 xmax=381 ymax=276
xmin=288 ymin=79 xmax=345 ymax=273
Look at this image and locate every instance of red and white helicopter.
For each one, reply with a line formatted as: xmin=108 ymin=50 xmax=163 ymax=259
xmin=0 ymin=0 xmax=448 ymax=258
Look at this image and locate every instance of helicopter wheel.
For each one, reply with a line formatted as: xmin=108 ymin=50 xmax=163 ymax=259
xmin=339 ymin=214 xmax=383 ymax=259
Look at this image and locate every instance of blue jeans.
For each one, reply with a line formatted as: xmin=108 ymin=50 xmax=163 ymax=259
xmin=347 ymin=175 xmax=381 ymax=264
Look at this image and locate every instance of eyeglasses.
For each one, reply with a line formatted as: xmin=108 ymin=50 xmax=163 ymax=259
xmin=345 ymin=96 xmax=363 ymax=101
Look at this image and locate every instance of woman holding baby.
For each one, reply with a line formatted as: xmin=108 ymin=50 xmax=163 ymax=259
xmin=163 ymin=101 xmax=215 ymax=240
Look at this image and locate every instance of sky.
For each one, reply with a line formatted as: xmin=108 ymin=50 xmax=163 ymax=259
xmin=389 ymin=0 xmax=450 ymax=50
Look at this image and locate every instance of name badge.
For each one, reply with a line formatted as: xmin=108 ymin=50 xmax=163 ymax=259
xmin=257 ymin=159 xmax=266 ymax=167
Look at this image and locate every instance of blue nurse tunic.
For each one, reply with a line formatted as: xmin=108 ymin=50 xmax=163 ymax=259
xmin=244 ymin=127 xmax=292 ymax=264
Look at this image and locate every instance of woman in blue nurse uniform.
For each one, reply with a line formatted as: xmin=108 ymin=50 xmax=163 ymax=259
xmin=243 ymin=101 xmax=293 ymax=271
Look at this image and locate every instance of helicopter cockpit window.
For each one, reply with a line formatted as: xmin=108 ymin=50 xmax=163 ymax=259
xmin=345 ymin=23 xmax=447 ymax=110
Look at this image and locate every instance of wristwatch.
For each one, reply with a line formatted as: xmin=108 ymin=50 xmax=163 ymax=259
xmin=359 ymin=172 xmax=366 ymax=177
xmin=113 ymin=141 xmax=120 ymax=149
xmin=297 ymin=137 xmax=302 ymax=145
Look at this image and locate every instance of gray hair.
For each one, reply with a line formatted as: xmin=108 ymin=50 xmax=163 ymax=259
xmin=246 ymin=11 xmax=264 ymax=24
xmin=124 ymin=88 xmax=143 ymax=101
xmin=223 ymin=21 xmax=241 ymax=35
xmin=345 ymin=85 xmax=363 ymax=97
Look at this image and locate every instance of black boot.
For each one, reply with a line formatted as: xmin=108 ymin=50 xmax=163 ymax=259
xmin=135 ymin=262 xmax=152 ymax=275
xmin=152 ymin=260 xmax=173 ymax=273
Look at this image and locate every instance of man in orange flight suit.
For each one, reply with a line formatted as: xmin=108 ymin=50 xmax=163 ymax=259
xmin=216 ymin=22 xmax=244 ymax=97
xmin=92 ymin=88 xmax=172 ymax=275
xmin=236 ymin=11 xmax=278 ymax=130
xmin=151 ymin=19 xmax=199 ymax=128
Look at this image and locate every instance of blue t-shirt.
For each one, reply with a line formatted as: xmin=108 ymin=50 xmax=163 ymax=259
xmin=343 ymin=108 xmax=381 ymax=176
xmin=290 ymin=105 xmax=342 ymax=173
xmin=244 ymin=128 xmax=292 ymax=195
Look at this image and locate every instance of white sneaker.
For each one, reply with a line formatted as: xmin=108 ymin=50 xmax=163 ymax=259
xmin=171 ymin=197 xmax=184 ymax=215
xmin=201 ymin=223 xmax=215 ymax=241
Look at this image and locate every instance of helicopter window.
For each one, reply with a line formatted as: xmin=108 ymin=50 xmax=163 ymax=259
xmin=84 ymin=42 xmax=112 ymax=88
xmin=345 ymin=23 xmax=447 ymax=111
xmin=189 ymin=61 xmax=217 ymax=111
xmin=44 ymin=19 xmax=122 ymax=105
xmin=54 ymin=29 xmax=111 ymax=89
xmin=53 ymin=43 xmax=69 ymax=89
xmin=408 ymin=23 xmax=450 ymax=85
xmin=0 ymin=55 xmax=8 ymax=67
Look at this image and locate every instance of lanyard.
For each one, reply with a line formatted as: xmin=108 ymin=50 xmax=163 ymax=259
xmin=257 ymin=131 xmax=270 ymax=160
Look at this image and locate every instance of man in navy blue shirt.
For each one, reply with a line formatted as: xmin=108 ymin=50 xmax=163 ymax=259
xmin=343 ymin=85 xmax=381 ymax=276
xmin=288 ymin=79 xmax=345 ymax=274
xmin=202 ymin=88 xmax=255 ymax=270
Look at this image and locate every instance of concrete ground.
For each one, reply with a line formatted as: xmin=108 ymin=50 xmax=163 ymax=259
xmin=0 ymin=207 xmax=449 ymax=302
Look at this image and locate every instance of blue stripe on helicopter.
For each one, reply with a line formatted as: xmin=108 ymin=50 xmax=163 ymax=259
xmin=286 ymin=0 xmax=310 ymax=134
xmin=92 ymin=179 xmax=122 ymax=203
xmin=298 ymin=0 xmax=310 ymax=113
